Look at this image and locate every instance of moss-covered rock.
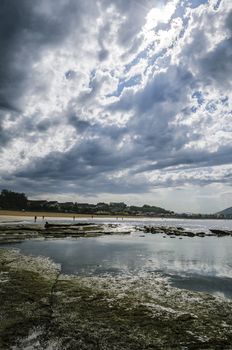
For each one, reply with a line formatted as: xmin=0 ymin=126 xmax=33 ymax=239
xmin=1 ymin=249 xmax=232 ymax=349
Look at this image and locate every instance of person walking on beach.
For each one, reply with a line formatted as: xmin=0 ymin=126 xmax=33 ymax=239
xmin=34 ymin=216 xmax=37 ymax=223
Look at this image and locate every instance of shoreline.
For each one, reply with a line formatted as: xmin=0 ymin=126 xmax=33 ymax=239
xmin=0 ymin=221 xmax=231 ymax=245
xmin=0 ymin=210 xmax=230 ymax=222
xmin=0 ymin=210 xmax=162 ymax=221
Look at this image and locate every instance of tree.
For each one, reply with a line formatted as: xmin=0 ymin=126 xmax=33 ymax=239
xmin=0 ymin=189 xmax=28 ymax=210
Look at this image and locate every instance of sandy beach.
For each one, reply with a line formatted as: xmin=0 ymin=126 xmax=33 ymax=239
xmin=0 ymin=210 xmax=154 ymax=223
xmin=0 ymin=210 xmax=109 ymax=223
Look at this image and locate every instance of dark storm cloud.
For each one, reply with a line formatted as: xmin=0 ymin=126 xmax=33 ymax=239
xmin=0 ymin=0 xmax=101 ymax=147
xmin=68 ymin=115 xmax=91 ymax=133
xmin=0 ymin=172 xmax=151 ymax=198
xmin=179 ymin=9 xmax=232 ymax=90
xmin=8 ymin=134 xmax=232 ymax=195
xmin=15 ymin=134 xmax=131 ymax=180
xmin=0 ymin=112 xmax=61 ymax=149
xmin=132 ymin=145 xmax=232 ymax=174
xmin=197 ymin=10 xmax=232 ymax=89
xmin=10 ymin=136 xmax=151 ymax=195
xmin=0 ymin=0 xmax=72 ymax=109
xmin=198 ymin=36 xmax=232 ymax=89
xmin=69 ymin=114 xmax=126 ymax=140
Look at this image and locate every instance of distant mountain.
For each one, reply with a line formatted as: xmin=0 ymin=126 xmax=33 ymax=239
xmin=217 ymin=207 xmax=232 ymax=217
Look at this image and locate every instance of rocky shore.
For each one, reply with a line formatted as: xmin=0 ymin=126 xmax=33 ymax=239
xmin=0 ymin=222 xmax=232 ymax=245
xmin=142 ymin=225 xmax=232 ymax=237
xmin=0 ymin=222 xmax=131 ymax=244
xmin=1 ymin=249 xmax=232 ymax=349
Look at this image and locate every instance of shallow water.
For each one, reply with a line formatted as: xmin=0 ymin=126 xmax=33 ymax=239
xmin=2 ymin=223 xmax=232 ymax=298
xmin=2 ymin=216 xmax=232 ymax=232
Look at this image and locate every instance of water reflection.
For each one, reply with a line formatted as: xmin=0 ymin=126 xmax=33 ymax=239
xmin=1 ymin=233 xmax=232 ymax=298
xmin=168 ymin=274 xmax=232 ymax=299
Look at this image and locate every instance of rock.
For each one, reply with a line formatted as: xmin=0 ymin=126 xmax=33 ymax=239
xmin=210 ymin=229 xmax=232 ymax=237
xmin=142 ymin=226 xmax=232 ymax=239
xmin=173 ymin=231 xmax=182 ymax=236
xmin=184 ymin=231 xmax=195 ymax=237
xmin=176 ymin=312 xmax=195 ymax=321
xmin=196 ymin=232 xmax=206 ymax=237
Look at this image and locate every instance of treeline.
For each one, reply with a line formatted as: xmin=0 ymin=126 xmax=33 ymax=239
xmin=0 ymin=190 xmax=27 ymax=210
xmin=0 ymin=189 xmax=172 ymax=216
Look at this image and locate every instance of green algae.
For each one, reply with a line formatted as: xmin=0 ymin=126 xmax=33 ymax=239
xmin=1 ymin=249 xmax=232 ymax=349
xmin=0 ymin=250 xmax=58 ymax=349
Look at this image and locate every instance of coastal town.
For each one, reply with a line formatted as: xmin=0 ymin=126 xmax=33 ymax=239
xmin=0 ymin=189 xmax=231 ymax=219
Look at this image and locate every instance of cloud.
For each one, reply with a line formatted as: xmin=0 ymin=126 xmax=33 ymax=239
xmin=0 ymin=0 xmax=231 ymax=211
xmin=198 ymin=36 xmax=232 ymax=89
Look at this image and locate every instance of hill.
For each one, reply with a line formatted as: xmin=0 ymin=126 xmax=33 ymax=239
xmin=217 ymin=207 xmax=232 ymax=218
xmin=0 ymin=189 xmax=172 ymax=217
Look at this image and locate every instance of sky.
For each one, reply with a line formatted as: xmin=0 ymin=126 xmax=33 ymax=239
xmin=0 ymin=0 xmax=231 ymax=213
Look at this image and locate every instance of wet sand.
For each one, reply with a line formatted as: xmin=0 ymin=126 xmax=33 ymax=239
xmin=0 ymin=210 xmax=95 ymax=221
xmin=0 ymin=210 xmax=142 ymax=223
